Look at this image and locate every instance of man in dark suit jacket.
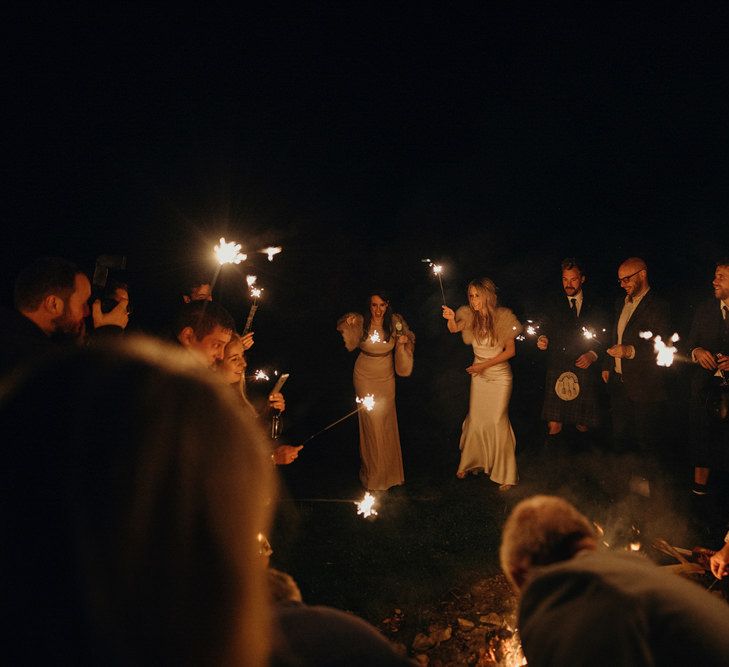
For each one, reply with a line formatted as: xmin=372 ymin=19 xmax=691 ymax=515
xmin=537 ymin=258 xmax=605 ymax=445
xmin=500 ymin=496 xmax=729 ymax=667
xmin=602 ymin=257 xmax=671 ymax=496
xmin=686 ymin=258 xmax=729 ymax=494
xmin=0 ymin=257 xmax=128 ymax=377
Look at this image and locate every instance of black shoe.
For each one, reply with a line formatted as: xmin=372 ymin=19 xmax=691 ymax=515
xmin=691 ymin=482 xmax=708 ymax=496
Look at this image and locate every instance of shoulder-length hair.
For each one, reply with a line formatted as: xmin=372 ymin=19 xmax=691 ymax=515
xmin=467 ymin=278 xmax=498 ymax=343
xmin=361 ymin=291 xmax=394 ymax=341
xmin=0 ymin=336 xmax=275 ymax=666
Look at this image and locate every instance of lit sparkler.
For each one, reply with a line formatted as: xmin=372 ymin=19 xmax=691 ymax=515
xmin=640 ymin=331 xmax=680 ymax=367
xmin=355 ymin=492 xmax=378 ymax=518
xmin=654 ymin=333 xmax=679 ymax=367
xmin=369 ymin=329 xmax=382 ymax=344
xmin=301 ymin=394 xmax=377 ymax=445
xmin=516 ymin=320 xmax=540 ymax=342
xmin=253 ymin=369 xmax=269 ymax=381
xmin=581 ymin=326 xmax=598 ymax=341
xmin=243 ymin=282 xmax=263 ymax=334
xmin=214 ymin=237 xmax=247 ymax=265
xmin=422 ymin=258 xmax=447 ymax=306
xmin=260 ymin=246 xmax=282 ymax=261
xmin=246 ymin=275 xmax=257 ymax=287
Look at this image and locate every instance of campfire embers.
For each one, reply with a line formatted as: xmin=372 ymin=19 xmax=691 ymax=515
xmin=384 ymin=574 xmax=526 ymax=666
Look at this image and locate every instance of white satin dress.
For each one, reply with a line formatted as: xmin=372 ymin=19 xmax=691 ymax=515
xmin=457 ymin=337 xmax=518 ymax=486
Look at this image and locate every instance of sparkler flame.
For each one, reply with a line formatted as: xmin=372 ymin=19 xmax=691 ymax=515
xmin=582 ymin=326 xmax=596 ymax=340
xmin=250 ymin=286 xmax=263 ymax=299
xmin=246 ymin=275 xmax=257 ymax=287
xmin=640 ymin=331 xmax=680 ymax=366
xmin=356 ymin=492 xmax=378 ymax=518
xmin=260 ymin=246 xmax=282 ymax=261
xmin=356 ymin=394 xmax=376 ymax=411
xmin=214 ymin=238 xmax=247 ymax=265
xmin=432 ymin=264 xmax=443 ymax=275
xmin=253 ymin=369 xmax=269 ymax=381
xmin=369 ymin=330 xmax=382 ymax=343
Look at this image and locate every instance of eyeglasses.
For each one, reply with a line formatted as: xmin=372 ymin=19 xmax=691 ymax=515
xmin=618 ymin=269 xmax=643 ymax=285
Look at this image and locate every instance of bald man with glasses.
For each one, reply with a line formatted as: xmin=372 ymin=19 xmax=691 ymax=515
xmin=602 ymin=257 xmax=671 ymax=497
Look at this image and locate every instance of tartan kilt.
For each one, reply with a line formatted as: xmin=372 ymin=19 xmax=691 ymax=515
xmin=541 ymin=364 xmax=601 ymax=428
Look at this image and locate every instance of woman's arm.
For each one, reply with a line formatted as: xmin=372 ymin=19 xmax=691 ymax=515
xmin=466 ymin=338 xmax=516 ymax=375
xmin=442 ymin=306 xmax=466 ymax=332
xmin=336 ymin=313 xmax=364 ymax=351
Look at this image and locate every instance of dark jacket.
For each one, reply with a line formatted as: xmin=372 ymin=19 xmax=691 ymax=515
xmin=604 ymin=289 xmax=671 ymax=402
xmin=0 ymin=308 xmax=57 ymax=378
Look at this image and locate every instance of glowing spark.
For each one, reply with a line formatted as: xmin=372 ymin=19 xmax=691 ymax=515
xmin=253 ymin=369 xmax=269 ymax=381
xmin=422 ymin=258 xmax=447 ymax=305
xmin=582 ymin=326 xmax=596 ymax=340
xmin=214 ymin=238 xmax=247 ymax=265
xmin=250 ymin=286 xmax=263 ymax=300
xmin=260 ymin=246 xmax=282 ymax=261
xmin=356 ymin=394 xmax=376 ymax=411
xmin=629 ymin=542 xmax=641 ymax=552
xmin=527 ymin=325 xmax=537 ymax=336
xmin=653 ymin=332 xmax=679 ymax=367
xmin=369 ymin=329 xmax=382 ymax=343
xmin=639 ymin=331 xmax=653 ymax=340
xmin=246 ymin=275 xmax=257 ymax=287
xmin=356 ymin=492 xmax=378 ymax=518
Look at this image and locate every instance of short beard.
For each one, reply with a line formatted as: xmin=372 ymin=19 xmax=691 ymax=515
xmin=51 ymin=313 xmax=85 ymax=342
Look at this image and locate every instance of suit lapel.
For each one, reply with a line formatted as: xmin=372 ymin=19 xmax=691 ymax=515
xmin=623 ymin=290 xmax=653 ymax=337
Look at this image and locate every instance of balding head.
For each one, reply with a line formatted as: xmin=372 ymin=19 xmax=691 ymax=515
xmin=618 ymin=257 xmax=649 ymax=300
xmin=619 ymin=257 xmax=647 ymax=276
xmin=500 ymin=495 xmax=596 ymax=591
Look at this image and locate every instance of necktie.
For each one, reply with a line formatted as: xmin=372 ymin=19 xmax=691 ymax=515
xmin=570 ymin=298 xmax=577 ymax=317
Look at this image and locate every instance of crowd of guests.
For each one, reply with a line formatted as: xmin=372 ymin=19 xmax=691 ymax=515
xmin=1 ymin=254 xmax=728 ymax=664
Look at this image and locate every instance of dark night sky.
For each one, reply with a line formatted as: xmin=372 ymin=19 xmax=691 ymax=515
xmin=1 ymin=5 xmax=728 ymax=417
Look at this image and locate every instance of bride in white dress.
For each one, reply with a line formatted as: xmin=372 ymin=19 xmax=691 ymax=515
xmin=442 ymin=278 xmax=522 ymax=491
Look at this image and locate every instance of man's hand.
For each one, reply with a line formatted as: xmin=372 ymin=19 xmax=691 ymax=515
xmin=268 ymin=392 xmax=286 ymax=412
xmin=717 ymin=353 xmax=729 ymax=372
xmin=710 ymin=542 xmax=729 ymax=579
xmin=92 ymin=298 xmax=129 ymax=330
xmin=536 ymin=335 xmax=549 ymax=350
xmin=575 ymin=352 xmax=596 ymax=369
xmin=693 ymin=347 xmax=717 ymax=370
xmin=272 ymin=444 xmax=303 ymax=465
xmin=607 ymin=344 xmax=632 ymax=359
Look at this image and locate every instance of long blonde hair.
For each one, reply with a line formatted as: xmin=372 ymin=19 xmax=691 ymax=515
xmin=468 ymin=277 xmax=498 ymax=343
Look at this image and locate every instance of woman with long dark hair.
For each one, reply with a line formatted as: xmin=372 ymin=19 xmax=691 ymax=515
xmin=442 ymin=278 xmax=521 ymax=490
xmin=337 ymin=291 xmax=415 ymax=490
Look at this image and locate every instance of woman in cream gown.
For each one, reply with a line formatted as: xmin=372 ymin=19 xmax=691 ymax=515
xmin=442 ymin=278 xmax=521 ymax=490
xmin=337 ymin=293 xmax=415 ymax=491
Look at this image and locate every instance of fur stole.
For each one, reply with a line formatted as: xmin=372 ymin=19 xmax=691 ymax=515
xmin=336 ymin=312 xmax=415 ymax=376
xmin=456 ymin=305 xmax=522 ymax=346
